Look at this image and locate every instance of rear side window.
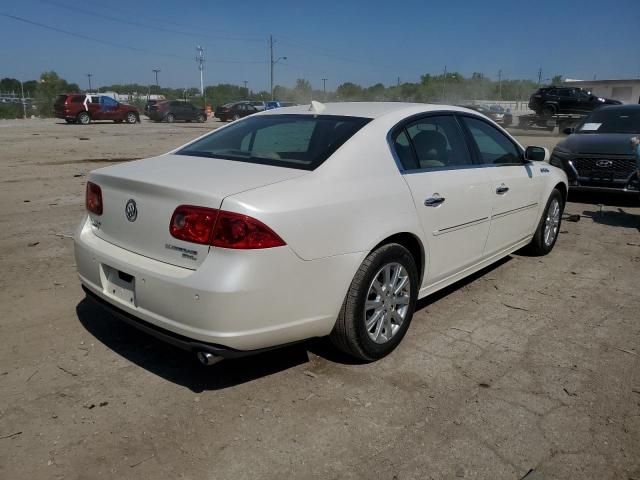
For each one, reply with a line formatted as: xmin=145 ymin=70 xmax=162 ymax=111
xmin=462 ymin=116 xmax=522 ymax=165
xmin=177 ymin=114 xmax=371 ymax=170
xmin=394 ymin=115 xmax=472 ymax=170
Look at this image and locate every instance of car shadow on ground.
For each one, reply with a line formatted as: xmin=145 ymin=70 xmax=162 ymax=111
xmin=76 ymin=298 xmax=310 ymax=393
xmin=76 ymin=256 xmax=513 ymax=392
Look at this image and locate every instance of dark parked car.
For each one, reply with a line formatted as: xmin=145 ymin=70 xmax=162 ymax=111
xmin=147 ymin=101 xmax=207 ymax=123
xmin=54 ymin=94 xmax=139 ymax=125
xmin=550 ymin=105 xmax=640 ymax=193
xmin=460 ymin=104 xmax=512 ymax=126
xmin=214 ymin=102 xmax=259 ymax=121
xmin=144 ymin=99 xmax=160 ymax=116
xmin=529 ymin=86 xmax=621 ymax=116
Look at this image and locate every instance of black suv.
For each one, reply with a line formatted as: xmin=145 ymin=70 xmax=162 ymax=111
xmin=529 ymin=86 xmax=621 ymax=116
xmin=550 ymin=105 xmax=640 ymax=193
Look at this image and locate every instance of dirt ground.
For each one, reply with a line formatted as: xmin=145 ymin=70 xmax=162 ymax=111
xmin=1 ymin=117 xmax=639 ymax=480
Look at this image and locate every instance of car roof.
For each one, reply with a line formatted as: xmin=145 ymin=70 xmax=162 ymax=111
xmin=257 ymin=102 xmax=477 ymax=119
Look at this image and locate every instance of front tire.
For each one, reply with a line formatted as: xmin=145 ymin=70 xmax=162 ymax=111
xmin=330 ymin=243 xmax=418 ymax=361
xmin=125 ymin=112 xmax=137 ymax=124
xmin=165 ymin=113 xmax=175 ymax=123
xmin=524 ymin=189 xmax=564 ymax=256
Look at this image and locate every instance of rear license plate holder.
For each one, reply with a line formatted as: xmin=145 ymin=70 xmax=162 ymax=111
xmin=101 ymin=264 xmax=136 ymax=306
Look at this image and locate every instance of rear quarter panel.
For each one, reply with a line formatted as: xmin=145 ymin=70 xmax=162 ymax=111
xmin=222 ymin=119 xmax=424 ymax=261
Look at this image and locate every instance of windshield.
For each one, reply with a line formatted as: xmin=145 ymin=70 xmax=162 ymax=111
xmin=576 ymin=108 xmax=640 ymax=134
xmin=177 ymin=114 xmax=371 ymax=170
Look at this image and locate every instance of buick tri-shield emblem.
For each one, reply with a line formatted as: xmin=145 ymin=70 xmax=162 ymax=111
xmin=596 ymin=160 xmax=613 ymax=168
xmin=125 ymin=199 xmax=138 ymax=222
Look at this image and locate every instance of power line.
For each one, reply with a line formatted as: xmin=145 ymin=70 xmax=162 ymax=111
xmin=39 ymin=0 xmax=265 ymax=43
xmin=0 ymin=13 xmax=268 ymax=65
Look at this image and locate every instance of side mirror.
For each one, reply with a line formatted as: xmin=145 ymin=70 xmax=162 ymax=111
xmin=563 ymin=126 xmax=575 ymax=135
xmin=525 ymin=146 xmax=550 ymax=162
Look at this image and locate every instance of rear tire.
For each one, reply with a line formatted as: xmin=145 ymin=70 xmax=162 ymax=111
xmin=523 ymin=189 xmax=564 ymax=256
xmin=330 ymin=243 xmax=418 ymax=361
xmin=232 ymin=114 xmax=240 ymax=121
xmin=77 ymin=111 xmax=91 ymax=125
xmin=542 ymin=104 xmax=556 ymax=116
xmin=126 ymin=112 xmax=137 ymax=124
xmin=165 ymin=113 xmax=175 ymax=123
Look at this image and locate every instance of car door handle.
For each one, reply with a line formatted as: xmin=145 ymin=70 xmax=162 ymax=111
xmin=424 ymin=196 xmax=445 ymax=206
xmin=496 ymin=185 xmax=509 ymax=195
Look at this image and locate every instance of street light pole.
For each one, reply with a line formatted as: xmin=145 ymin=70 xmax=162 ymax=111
xmin=269 ymin=34 xmax=287 ymax=100
xmin=196 ymin=45 xmax=205 ymax=108
xmin=498 ymin=69 xmax=503 ymax=99
xmin=321 ymin=78 xmax=327 ymax=100
xmin=442 ymin=66 xmax=447 ymax=99
xmin=243 ymin=80 xmax=248 ymax=99
xmin=152 ymin=69 xmax=161 ymax=97
xmin=86 ymin=73 xmax=92 ymax=93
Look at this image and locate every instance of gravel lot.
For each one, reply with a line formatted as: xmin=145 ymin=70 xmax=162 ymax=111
xmin=1 ymin=117 xmax=639 ymax=480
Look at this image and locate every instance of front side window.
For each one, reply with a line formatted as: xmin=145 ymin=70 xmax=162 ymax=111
xmin=397 ymin=115 xmax=472 ymax=170
xmin=177 ymin=114 xmax=370 ymax=170
xmin=462 ymin=116 xmax=522 ymax=165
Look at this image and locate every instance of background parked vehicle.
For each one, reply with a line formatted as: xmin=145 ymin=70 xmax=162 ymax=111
xmin=54 ymin=94 xmax=139 ymax=125
xmin=265 ymin=101 xmax=298 ymax=110
xmin=147 ymin=100 xmax=207 ymax=123
xmin=529 ymin=86 xmax=621 ymax=116
xmin=460 ymin=104 xmax=512 ymax=126
xmin=144 ymin=99 xmax=159 ymax=117
xmin=550 ymin=104 xmax=640 ymax=193
xmin=214 ymin=101 xmax=259 ymax=121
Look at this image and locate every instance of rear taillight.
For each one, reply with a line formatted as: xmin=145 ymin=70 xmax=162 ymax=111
xmin=211 ymin=211 xmax=286 ymax=249
xmin=169 ymin=205 xmax=286 ymax=249
xmin=170 ymin=205 xmax=218 ymax=245
xmin=86 ymin=181 xmax=103 ymax=215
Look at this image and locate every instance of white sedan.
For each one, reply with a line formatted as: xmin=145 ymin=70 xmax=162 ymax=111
xmin=75 ymin=102 xmax=567 ymax=364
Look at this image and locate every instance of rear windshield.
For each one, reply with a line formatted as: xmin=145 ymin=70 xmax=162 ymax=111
xmin=176 ymin=114 xmax=371 ymax=170
xmin=576 ymin=108 xmax=640 ymax=134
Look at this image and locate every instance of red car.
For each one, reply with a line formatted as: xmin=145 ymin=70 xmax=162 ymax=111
xmin=54 ymin=94 xmax=140 ymax=125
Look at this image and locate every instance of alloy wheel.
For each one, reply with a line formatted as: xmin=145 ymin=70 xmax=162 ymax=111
xmin=544 ymin=198 xmax=560 ymax=246
xmin=364 ymin=262 xmax=411 ymax=344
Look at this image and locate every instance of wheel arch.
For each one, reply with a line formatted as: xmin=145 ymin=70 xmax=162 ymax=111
xmin=370 ymin=232 xmax=426 ymax=285
xmin=554 ymin=181 xmax=568 ymax=204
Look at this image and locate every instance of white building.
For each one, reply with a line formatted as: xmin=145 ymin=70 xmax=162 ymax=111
xmin=564 ymin=79 xmax=640 ymax=104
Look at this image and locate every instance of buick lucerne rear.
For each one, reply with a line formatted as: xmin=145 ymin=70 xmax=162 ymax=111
xmin=75 ymin=103 xmax=567 ymax=364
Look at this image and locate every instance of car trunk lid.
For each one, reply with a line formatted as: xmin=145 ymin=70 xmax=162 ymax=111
xmin=88 ymin=153 xmax=307 ymax=269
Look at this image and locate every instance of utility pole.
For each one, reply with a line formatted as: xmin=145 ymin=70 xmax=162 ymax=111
xmin=397 ymin=76 xmax=400 ymax=87
xmin=537 ymin=67 xmax=542 ymax=86
xmin=86 ymin=73 xmax=93 ymax=93
xmin=269 ymin=34 xmax=287 ymax=100
xmin=196 ymin=46 xmax=206 ymax=109
xmin=20 ymin=80 xmax=26 ymax=119
xmin=321 ymin=78 xmax=327 ymax=100
xmin=152 ymin=69 xmax=161 ymax=97
xmin=243 ymin=80 xmax=248 ymax=99
xmin=442 ymin=66 xmax=447 ymax=99
xmin=498 ymin=69 xmax=502 ymax=99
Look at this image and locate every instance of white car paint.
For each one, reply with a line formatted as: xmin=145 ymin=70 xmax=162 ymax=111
xmin=74 ymin=102 xmax=567 ymax=354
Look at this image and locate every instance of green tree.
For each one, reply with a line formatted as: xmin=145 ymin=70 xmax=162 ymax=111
xmin=34 ymin=71 xmax=79 ymax=116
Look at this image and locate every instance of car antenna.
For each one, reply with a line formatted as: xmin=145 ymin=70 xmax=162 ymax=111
xmin=309 ymin=100 xmax=326 ymax=114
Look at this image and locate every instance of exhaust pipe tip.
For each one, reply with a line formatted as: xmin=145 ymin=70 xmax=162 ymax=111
xmin=197 ymin=351 xmax=223 ymax=366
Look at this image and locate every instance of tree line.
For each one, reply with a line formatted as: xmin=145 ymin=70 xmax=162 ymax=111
xmin=1 ymin=70 xmax=560 ymax=119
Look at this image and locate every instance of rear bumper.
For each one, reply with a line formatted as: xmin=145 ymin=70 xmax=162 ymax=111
xmin=74 ymin=216 xmax=363 ymax=351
